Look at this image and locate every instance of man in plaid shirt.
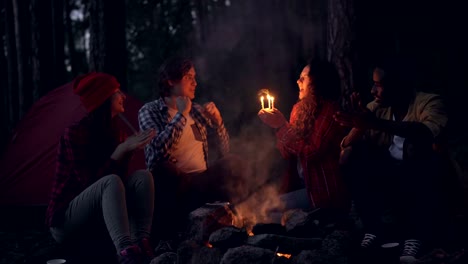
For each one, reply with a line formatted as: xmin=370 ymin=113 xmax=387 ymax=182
xmin=138 ymin=57 xmax=240 ymax=241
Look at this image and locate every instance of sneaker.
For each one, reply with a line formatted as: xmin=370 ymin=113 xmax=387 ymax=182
xmin=119 ymin=244 xmax=142 ymax=264
xmin=139 ymin=238 xmax=155 ymax=258
xmin=356 ymin=233 xmax=378 ymax=262
xmin=360 ymin=233 xmax=378 ymax=248
xmin=400 ymin=239 xmax=421 ymax=263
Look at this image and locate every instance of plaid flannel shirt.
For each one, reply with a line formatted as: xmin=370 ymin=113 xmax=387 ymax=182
xmin=45 ymin=118 xmax=129 ymax=227
xmin=138 ymin=98 xmax=229 ymax=170
xmin=276 ymin=100 xmax=350 ymax=210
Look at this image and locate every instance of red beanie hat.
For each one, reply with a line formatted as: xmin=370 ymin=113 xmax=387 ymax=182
xmin=73 ymin=72 xmax=120 ymax=113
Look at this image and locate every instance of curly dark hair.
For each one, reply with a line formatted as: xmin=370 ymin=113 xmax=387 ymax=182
xmin=292 ymin=59 xmax=341 ymax=139
xmin=158 ymin=57 xmax=194 ymax=97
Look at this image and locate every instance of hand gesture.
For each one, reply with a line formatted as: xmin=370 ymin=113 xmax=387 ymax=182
xmin=258 ymin=108 xmax=287 ymax=129
xmin=176 ymin=96 xmax=192 ymax=117
xmin=203 ymin=102 xmax=223 ymax=126
xmin=349 ymin=92 xmax=367 ymax=113
xmin=334 ymin=92 xmax=376 ymax=129
xmin=122 ymin=129 xmax=156 ymax=151
xmin=112 ymin=129 xmax=156 ymax=161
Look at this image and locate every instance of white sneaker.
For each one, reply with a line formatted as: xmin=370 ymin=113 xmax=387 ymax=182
xmin=360 ymin=233 xmax=377 ymax=248
xmin=399 ymin=239 xmax=421 ymax=263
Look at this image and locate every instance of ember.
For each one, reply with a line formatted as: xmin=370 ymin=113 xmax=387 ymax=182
xmin=276 ymin=253 xmax=292 ymax=259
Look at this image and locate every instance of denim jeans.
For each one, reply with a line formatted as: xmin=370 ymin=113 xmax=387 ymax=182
xmin=50 ymin=170 xmax=154 ymax=252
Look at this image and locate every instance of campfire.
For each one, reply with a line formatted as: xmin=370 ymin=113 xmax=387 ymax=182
xmin=171 ymin=169 xmax=348 ymax=263
xmin=167 ymin=199 xmax=350 ymax=264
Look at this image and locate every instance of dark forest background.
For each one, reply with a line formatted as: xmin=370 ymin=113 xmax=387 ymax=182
xmin=1 ymin=0 xmax=467 ymax=177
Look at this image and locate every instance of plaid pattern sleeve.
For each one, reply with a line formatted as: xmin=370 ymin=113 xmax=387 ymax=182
xmin=192 ymin=104 xmax=230 ymax=157
xmin=138 ymin=99 xmax=187 ymax=169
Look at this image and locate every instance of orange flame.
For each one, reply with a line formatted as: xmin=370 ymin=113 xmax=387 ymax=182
xmin=276 ymin=253 xmax=292 ymax=259
xmin=206 ymin=243 xmax=213 ymax=248
xmin=248 ymin=230 xmax=254 ymax=236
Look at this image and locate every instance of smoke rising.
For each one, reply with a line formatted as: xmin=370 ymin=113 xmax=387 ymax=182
xmin=190 ymin=0 xmax=325 ymax=225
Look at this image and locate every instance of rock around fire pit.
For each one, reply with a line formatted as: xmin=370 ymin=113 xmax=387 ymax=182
xmin=150 ymin=202 xmax=354 ymax=264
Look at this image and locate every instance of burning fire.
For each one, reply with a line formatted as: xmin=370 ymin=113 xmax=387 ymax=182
xmin=206 ymin=242 xmax=213 ymax=248
xmin=276 ymin=253 xmax=292 ymax=259
xmin=248 ymin=230 xmax=254 ymax=236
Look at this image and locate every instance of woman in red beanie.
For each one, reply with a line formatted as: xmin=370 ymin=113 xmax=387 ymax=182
xmin=45 ymin=72 xmax=156 ymax=264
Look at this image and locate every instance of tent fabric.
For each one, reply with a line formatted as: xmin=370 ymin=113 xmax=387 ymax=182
xmin=0 ymin=82 xmax=147 ymax=206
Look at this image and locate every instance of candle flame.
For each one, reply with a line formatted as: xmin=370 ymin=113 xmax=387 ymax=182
xmin=258 ymin=89 xmax=277 ymax=110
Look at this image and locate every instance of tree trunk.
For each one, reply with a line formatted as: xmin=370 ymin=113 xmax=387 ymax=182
xmin=51 ymin=0 xmax=66 ymax=87
xmin=0 ymin=0 xmax=8 ymax=153
xmin=64 ymin=0 xmax=78 ymax=76
xmin=12 ymin=0 xmax=32 ymax=117
xmin=30 ymin=0 xmax=44 ymax=100
xmin=195 ymin=0 xmax=208 ymax=43
xmin=327 ymin=0 xmax=357 ymax=109
xmin=12 ymin=0 xmax=24 ymax=117
xmin=89 ymin=0 xmax=127 ymax=90
xmin=31 ymin=0 xmax=66 ymax=99
xmin=5 ymin=0 xmax=18 ymax=125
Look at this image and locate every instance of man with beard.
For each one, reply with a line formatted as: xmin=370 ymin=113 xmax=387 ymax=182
xmin=334 ymin=58 xmax=449 ymax=263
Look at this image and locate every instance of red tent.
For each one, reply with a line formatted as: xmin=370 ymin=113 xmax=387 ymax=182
xmin=0 ymin=82 xmax=147 ymax=206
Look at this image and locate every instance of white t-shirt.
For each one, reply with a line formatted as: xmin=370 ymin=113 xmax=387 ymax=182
xmin=388 ymin=114 xmax=405 ymax=160
xmin=168 ymin=108 xmax=207 ymax=173
xmin=297 ymin=159 xmax=304 ymax=180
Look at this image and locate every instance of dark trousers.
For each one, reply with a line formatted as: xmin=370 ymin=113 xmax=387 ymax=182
xmin=150 ymin=155 xmax=245 ymax=240
xmin=342 ymin=143 xmax=448 ymax=243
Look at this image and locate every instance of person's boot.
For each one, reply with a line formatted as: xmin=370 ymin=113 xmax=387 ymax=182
xmin=139 ymin=237 xmax=155 ymax=263
xmin=119 ymin=245 xmax=142 ymax=264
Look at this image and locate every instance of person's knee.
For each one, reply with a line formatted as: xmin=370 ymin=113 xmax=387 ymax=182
xmin=101 ymin=174 xmax=125 ymax=193
xmin=129 ymin=169 xmax=154 ymax=186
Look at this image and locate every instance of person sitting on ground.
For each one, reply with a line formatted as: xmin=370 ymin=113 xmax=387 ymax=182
xmin=257 ymin=59 xmax=351 ymax=219
xmin=334 ymin=58 xmax=449 ymax=263
xmin=138 ymin=57 xmax=242 ymax=244
xmin=45 ymin=72 xmax=156 ymax=264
